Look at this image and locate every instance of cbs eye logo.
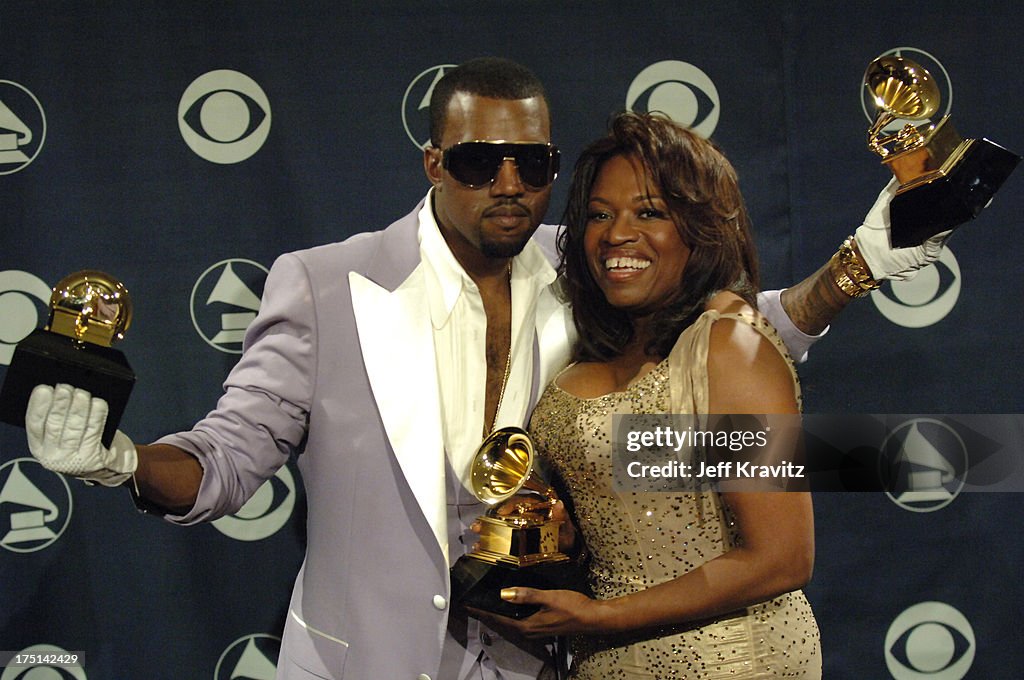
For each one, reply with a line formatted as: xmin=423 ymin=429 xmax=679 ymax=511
xmin=0 ymin=270 xmax=52 ymax=366
xmin=885 ymin=602 xmax=975 ymax=679
xmin=871 ymin=248 xmax=961 ymax=328
xmin=626 ymin=61 xmax=720 ymax=139
xmin=178 ymin=70 xmax=271 ymax=164
xmin=211 ymin=464 xmax=296 ymax=541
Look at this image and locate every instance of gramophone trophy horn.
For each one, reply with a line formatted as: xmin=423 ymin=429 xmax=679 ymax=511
xmin=865 ymin=56 xmax=942 ymax=159
xmin=863 ymin=54 xmax=1019 ymax=247
xmin=0 ymin=271 xmax=136 ymax=447
xmin=450 ymin=427 xmax=585 ymax=619
xmin=466 ymin=427 xmax=563 ymax=566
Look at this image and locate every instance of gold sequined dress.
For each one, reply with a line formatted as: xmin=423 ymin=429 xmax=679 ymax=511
xmin=528 ymin=310 xmax=822 ymax=679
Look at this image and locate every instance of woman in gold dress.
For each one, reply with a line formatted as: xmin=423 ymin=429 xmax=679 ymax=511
xmin=496 ymin=111 xmax=822 ymax=679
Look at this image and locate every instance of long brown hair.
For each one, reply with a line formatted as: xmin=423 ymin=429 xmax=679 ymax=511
xmin=558 ymin=111 xmax=760 ymax=362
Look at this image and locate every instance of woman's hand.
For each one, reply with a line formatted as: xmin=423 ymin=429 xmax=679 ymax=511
xmin=469 ymin=588 xmax=613 ymax=638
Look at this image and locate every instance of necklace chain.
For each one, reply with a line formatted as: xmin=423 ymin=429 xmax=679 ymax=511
xmin=489 ymin=336 xmax=513 ymax=435
xmin=487 ymin=261 xmax=513 ymax=435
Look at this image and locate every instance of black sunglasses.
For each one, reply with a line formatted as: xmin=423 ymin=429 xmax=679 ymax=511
xmin=441 ymin=141 xmax=560 ymax=189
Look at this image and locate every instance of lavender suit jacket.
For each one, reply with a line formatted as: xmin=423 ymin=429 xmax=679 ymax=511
xmin=157 ymin=197 xmax=575 ymax=679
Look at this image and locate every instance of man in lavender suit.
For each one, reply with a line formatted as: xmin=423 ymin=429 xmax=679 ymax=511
xmin=23 ymin=58 xmax=945 ymax=679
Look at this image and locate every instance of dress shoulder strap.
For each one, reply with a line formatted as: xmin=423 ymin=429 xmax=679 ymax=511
xmin=667 ymin=308 xmax=800 ymax=415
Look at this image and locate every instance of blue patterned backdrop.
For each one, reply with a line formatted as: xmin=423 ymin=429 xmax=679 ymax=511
xmin=1 ymin=2 xmax=1021 ymax=678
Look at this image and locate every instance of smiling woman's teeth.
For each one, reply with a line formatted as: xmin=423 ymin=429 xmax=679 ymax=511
xmin=605 ymin=257 xmax=651 ymax=271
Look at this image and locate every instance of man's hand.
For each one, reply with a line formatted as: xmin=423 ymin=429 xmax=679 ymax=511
xmin=26 ymin=384 xmax=137 ymax=487
xmin=855 ymin=177 xmax=952 ymax=281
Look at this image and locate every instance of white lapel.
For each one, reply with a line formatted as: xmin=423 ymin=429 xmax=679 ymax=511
xmin=534 ymin=280 xmax=576 ymax=392
xmin=349 ymin=268 xmax=448 ymax=562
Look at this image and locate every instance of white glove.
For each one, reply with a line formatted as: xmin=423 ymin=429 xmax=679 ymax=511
xmin=854 ymin=177 xmax=952 ymax=281
xmin=26 ymin=384 xmax=138 ymax=487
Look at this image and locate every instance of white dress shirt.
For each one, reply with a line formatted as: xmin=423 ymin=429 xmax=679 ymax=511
xmin=417 ymin=196 xmax=557 ymax=490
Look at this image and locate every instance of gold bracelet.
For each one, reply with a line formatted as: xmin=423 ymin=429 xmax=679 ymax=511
xmin=830 ymin=251 xmax=866 ymax=297
xmin=831 ymin=236 xmax=880 ymax=297
xmin=840 ymin=236 xmax=880 ymax=291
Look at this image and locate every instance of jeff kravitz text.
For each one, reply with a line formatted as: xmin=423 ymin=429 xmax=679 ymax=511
xmin=626 ymin=459 xmax=806 ymax=480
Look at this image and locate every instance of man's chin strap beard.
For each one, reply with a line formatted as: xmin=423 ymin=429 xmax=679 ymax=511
xmin=481 ymin=238 xmax=529 ymax=260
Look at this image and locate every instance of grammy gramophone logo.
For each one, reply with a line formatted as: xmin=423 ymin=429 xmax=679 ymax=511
xmin=878 ymin=418 xmax=968 ymax=512
xmin=402 ymin=64 xmax=456 ymax=150
xmin=190 ymin=259 xmax=268 ymax=354
xmin=0 ymin=457 xmax=73 ymax=553
xmin=214 ymin=634 xmax=280 ymax=680
xmin=0 ymin=79 xmax=47 ymax=174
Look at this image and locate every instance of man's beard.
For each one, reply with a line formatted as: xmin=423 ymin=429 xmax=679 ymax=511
xmin=479 ymin=233 xmax=531 ymax=259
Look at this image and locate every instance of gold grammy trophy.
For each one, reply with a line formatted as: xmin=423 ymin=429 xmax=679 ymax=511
xmin=449 ymin=427 xmax=585 ymax=619
xmin=0 ymin=271 xmax=135 ymax=447
xmin=864 ymin=55 xmax=1019 ymax=247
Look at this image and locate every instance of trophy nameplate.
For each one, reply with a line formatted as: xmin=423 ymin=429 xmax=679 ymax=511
xmin=450 ymin=427 xmax=587 ymax=619
xmin=0 ymin=271 xmax=135 ymax=447
xmin=864 ymin=55 xmax=1020 ymax=247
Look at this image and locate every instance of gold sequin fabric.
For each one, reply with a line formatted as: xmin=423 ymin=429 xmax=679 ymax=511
xmin=528 ymin=311 xmax=821 ymax=679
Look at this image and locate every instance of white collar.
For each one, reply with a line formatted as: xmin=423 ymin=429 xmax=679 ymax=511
xmin=417 ymin=189 xmax=556 ymax=329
